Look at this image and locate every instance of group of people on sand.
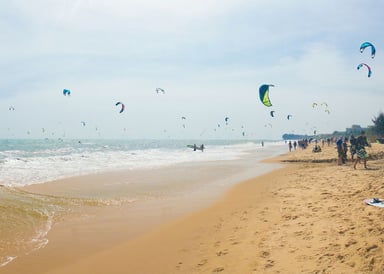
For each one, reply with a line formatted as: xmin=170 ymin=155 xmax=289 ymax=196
xmin=288 ymin=139 xmax=317 ymax=152
xmin=288 ymin=132 xmax=371 ymax=169
xmin=337 ymin=131 xmax=371 ymax=169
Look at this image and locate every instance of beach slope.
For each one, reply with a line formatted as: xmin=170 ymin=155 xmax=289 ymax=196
xmin=4 ymin=143 xmax=384 ymax=273
xmin=50 ymin=143 xmax=384 ymax=273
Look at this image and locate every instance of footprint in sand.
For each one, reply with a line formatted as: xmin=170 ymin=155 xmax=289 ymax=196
xmin=327 ymin=206 xmax=338 ymax=212
xmin=231 ymin=240 xmax=241 ymax=245
xmin=216 ymin=249 xmax=228 ymax=256
xmin=212 ymin=266 xmax=225 ymax=272
xmin=347 ymin=261 xmax=356 ymax=267
xmin=261 ymin=251 xmax=270 ymax=258
xmin=282 ymin=214 xmax=299 ymax=220
xmin=289 ymin=247 xmax=297 ymax=253
xmin=366 ymin=244 xmax=378 ymax=253
xmin=214 ymin=223 xmax=222 ymax=230
xmin=311 ymin=207 xmax=321 ymax=212
xmin=233 ymin=225 xmax=242 ymax=231
xmin=345 ymin=239 xmax=357 ymax=248
xmin=175 ymin=262 xmax=183 ymax=270
xmin=294 ymin=231 xmax=304 ymax=236
xmin=264 ymin=259 xmax=275 ymax=269
xmin=197 ymin=259 xmax=207 ymax=266
xmin=336 ymin=254 xmax=345 ymax=262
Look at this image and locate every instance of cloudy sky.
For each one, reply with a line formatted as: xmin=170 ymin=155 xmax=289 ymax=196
xmin=1 ymin=0 xmax=383 ymax=139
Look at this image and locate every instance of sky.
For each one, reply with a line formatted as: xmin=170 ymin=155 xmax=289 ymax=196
xmin=1 ymin=0 xmax=383 ymax=140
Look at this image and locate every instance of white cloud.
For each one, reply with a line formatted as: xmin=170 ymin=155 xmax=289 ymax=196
xmin=1 ymin=0 xmax=383 ymax=139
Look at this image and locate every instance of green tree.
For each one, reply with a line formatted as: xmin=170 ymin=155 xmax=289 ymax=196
xmin=372 ymin=112 xmax=384 ymax=136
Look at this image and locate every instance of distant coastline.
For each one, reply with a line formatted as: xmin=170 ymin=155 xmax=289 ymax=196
xmin=282 ymin=124 xmax=369 ymax=140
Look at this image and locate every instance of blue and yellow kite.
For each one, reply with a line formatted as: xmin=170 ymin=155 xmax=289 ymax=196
xmin=259 ymin=84 xmax=274 ymax=107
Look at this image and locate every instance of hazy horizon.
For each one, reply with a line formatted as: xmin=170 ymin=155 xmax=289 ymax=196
xmin=1 ymin=0 xmax=383 ymax=139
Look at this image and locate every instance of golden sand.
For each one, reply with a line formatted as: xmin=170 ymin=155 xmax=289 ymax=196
xmin=2 ymin=143 xmax=384 ymax=274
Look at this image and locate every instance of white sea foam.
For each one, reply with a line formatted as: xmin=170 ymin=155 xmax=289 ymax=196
xmin=0 ymin=139 xmax=286 ymax=269
xmin=0 ymin=256 xmax=17 ymax=267
xmin=0 ymin=139 xmax=284 ymax=187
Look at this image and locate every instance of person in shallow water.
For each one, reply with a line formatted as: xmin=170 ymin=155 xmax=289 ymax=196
xmin=192 ymin=144 xmax=204 ymax=152
xmin=200 ymin=144 xmax=204 ymax=152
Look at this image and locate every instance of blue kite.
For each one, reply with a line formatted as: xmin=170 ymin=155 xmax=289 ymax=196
xmin=360 ymin=42 xmax=376 ymax=59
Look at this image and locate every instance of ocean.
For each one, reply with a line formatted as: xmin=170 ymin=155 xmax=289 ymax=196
xmin=0 ymin=138 xmax=286 ymax=267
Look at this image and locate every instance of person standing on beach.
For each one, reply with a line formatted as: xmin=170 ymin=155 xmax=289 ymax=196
xmin=354 ymin=131 xmax=370 ymax=169
xmin=336 ymin=137 xmax=344 ymax=165
xmin=327 ymin=138 xmax=331 ymax=146
xmin=342 ymin=137 xmax=348 ymax=163
xmin=349 ymin=135 xmax=357 ymax=160
xmin=288 ymin=141 xmax=292 ymax=152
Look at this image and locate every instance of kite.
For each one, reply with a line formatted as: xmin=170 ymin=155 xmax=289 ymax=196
xmin=357 ymin=63 xmax=372 ymax=78
xmin=270 ymin=111 xmax=275 ymax=117
xmin=287 ymin=115 xmax=292 ymax=120
xmin=259 ymin=84 xmax=274 ymax=107
xmin=313 ymin=102 xmax=330 ymax=114
xmin=115 ymin=102 xmax=125 ymax=113
xmin=156 ymin=88 xmax=165 ymax=94
xmin=81 ymin=121 xmax=86 ymax=126
xmin=181 ymin=117 xmax=187 ymax=128
xmin=63 ymin=89 xmax=71 ymax=96
xmin=225 ymin=117 xmax=229 ymax=125
xmin=8 ymin=106 xmax=15 ymax=111
xmin=360 ymin=42 xmax=376 ymax=58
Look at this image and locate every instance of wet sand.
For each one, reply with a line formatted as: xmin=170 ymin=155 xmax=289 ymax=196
xmin=2 ymin=143 xmax=384 ymax=273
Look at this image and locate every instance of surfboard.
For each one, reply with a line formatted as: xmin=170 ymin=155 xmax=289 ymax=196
xmin=364 ymin=198 xmax=384 ymax=208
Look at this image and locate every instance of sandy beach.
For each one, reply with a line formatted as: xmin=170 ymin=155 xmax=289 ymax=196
xmin=2 ymin=142 xmax=384 ymax=274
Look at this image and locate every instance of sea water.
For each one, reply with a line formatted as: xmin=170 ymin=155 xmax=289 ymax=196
xmin=0 ymin=138 xmax=285 ymax=267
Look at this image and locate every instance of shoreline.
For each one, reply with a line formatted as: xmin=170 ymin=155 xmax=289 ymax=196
xmin=2 ymin=147 xmax=283 ymax=274
xmin=2 ymin=143 xmax=384 ymax=273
